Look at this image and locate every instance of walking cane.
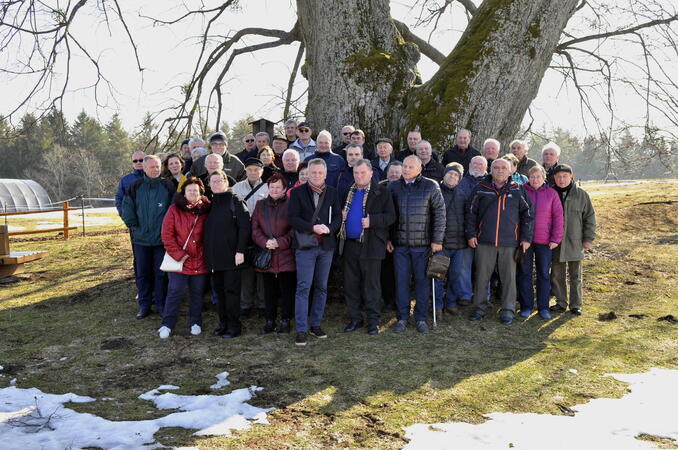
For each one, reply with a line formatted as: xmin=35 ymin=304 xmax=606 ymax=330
xmin=432 ymin=278 xmax=437 ymax=328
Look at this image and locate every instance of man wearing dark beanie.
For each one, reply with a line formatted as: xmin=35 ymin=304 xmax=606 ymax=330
xmin=549 ymin=164 xmax=596 ymax=316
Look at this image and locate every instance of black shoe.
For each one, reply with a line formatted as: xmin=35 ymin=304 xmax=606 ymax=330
xmin=445 ymin=305 xmax=461 ymax=315
xmin=468 ymin=310 xmax=485 ymax=321
xmin=570 ymin=308 xmax=582 ymax=316
xmin=221 ymin=330 xmax=241 ymax=339
xmin=343 ymin=320 xmax=364 ymax=333
xmin=261 ymin=320 xmax=276 ymax=334
xmin=135 ymin=308 xmax=151 ymax=320
xmin=241 ymin=307 xmax=253 ymax=318
xmin=550 ymin=304 xmax=567 ymax=313
xmin=278 ymin=320 xmax=291 ymax=334
xmin=309 ymin=326 xmax=327 ymax=338
xmin=367 ymin=326 xmax=379 ymax=335
xmin=295 ymin=332 xmax=307 ymax=346
xmin=213 ymin=324 xmax=227 ymax=336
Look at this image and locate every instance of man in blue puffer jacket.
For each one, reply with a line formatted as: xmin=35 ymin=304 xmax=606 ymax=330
xmin=121 ymin=155 xmax=176 ymax=320
xmin=465 ymin=158 xmax=534 ymax=325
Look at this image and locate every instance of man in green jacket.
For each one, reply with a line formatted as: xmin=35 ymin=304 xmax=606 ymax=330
xmin=121 ymin=155 xmax=176 ymax=319
xmin=549 ymin=164 xmax=596 ymax=315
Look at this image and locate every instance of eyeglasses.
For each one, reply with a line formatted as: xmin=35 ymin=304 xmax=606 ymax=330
xmin=132 ymin=159 xmax=144 ymax=163
xmin=298 ymin=128 xmax=310 ymax=133
xmin=342 ymin=132 xmax=351 ymax=135
xmin=244 ymin=139 xmax=254 ymax=143
xmin=210 ymin=178 xmax=226 ymax=184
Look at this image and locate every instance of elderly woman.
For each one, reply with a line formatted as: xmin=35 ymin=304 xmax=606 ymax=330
xmin=162 ymin=153 xmax=187 ymax=191
xmin=502 ymin=153 xmax=528 ymax=185
xmin=517 ymin=165 xmax=563 ymax=319
xmin=203 ymin=169 xmax=250 ymax=339
xmin=158 ymin=177 xmax=211 ymax=339
xmin=251 ymin=173 xmax=296 ymax=334
xmin=257 ymin=145 xmax=280 ymax=183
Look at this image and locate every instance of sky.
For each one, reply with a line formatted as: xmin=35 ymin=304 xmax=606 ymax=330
xmin=1 ymin=0 xmax=675 ymax=139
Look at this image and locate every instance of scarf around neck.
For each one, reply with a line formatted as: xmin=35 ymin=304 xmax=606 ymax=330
xmin=339 ymin=183 xmax=371 ymax=243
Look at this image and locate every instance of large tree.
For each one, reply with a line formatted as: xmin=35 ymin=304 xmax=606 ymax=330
xmin=0 ymin=1 xmax=676 ymax=156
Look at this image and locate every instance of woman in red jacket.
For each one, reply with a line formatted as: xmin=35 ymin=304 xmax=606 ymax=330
xmin=517 ymin=165 xmax=564 ymax=320
xmin=251 ymin=173 xmax=296 ymax=334
xmin=158 ymin=177 xmax=211 ymax=338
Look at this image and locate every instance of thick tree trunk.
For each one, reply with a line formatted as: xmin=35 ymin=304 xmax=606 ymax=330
xmin=298 ymin=0 xmax=578 ymax=152
xmin=401 ymin=0 xmax=579 ymax=151
xmin=297 ymin=0 xmax=419 ymax=145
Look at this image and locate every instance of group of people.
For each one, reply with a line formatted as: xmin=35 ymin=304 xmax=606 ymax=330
xmin=115 ymin=121 xmax=596 ymax=346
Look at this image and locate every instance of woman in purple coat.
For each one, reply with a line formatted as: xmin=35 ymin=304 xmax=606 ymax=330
xmin=517 ymin=165 xmax=564 ymax=319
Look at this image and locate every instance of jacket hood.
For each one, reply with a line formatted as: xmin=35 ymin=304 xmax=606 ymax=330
xmin=173 ymin=193 xmax=211 ymax=214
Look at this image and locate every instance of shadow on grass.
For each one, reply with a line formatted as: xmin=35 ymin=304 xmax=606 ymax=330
xmin=0 ymin=270 xmax=575 ymax=447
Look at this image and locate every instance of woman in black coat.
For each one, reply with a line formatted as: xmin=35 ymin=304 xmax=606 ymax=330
xmin=203 ymin=169 xmax=251 ymax=339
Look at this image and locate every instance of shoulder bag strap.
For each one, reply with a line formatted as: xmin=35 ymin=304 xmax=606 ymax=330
xmin=244 ymin=181 xmax=265 ymax=202
xmin=310 ymin=190 xmax=326 ymax=226
xmin=181 ymin=215 xmax=199 ymax=250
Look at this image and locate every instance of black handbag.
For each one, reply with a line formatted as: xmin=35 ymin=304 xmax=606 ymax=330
xmin=426 ymin=251 xmax=450 ymax=281
xmin=252 ymin=204 xmax=273 ymax=270
xmin=295 ymin=190 xmax=325 ymax=250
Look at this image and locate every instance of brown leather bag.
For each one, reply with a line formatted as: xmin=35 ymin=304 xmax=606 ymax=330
xmin=426 ymin=251 xmax=450 ymax=281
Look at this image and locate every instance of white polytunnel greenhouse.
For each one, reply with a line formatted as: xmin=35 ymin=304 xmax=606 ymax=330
xmin=0 ymin=179 xmax=53 ymax=213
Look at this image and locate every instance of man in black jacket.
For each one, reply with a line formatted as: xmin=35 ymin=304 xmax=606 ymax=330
xmin=441 ymin=129 xmax=480 ymax=174
xmin=417 ymin=140 xmax=444 ymax=182
xmin=387 ymin=155 xmax=446 ymax=333
xmin=339 ymin=159 xmax=396 ymax=335
xmin=288 ymin=158 xmax=342 ymax=346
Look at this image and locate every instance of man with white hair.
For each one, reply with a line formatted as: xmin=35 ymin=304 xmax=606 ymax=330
xmin=442 ymin=129 xmax=480 ymax=174
xmin=333 ymin=124 xmax=355 ymax=159
xmin=481 ymin=138 xmax=501 ymax=167
xmin=199 ymin=153 xmax=224 ymax=198
xmin=458 ymin=155 xmax=488 ymax=197
xmin=510 ymin=139 xmax=537 ymax=177
xmin=541 ymin=141 xmax=561 ymax=186
xmin=281 ymin=148 xmax=300 ymax=188
xmin=236 ymin=133 xmax=257 ymax=162
xmin=303 ymin=129 xmax=347 ymax=188
xmin=466 ymin=158 xmax=534 ymax=325
xmin=416 ymin=140 xmax=444 ymax=182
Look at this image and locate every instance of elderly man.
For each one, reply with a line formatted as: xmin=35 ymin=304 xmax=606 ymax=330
xmin=304 ymin=129 xmax=347 ymax=188
xmin=232 ymin=158 xmax=268 ymax=318
xmin=417 ymin=140 xmax=444 ymax=182
xmin=481 ymin=138 xmax=501 ymax=167
xmin=333 ymin=124 xmax=355 ymax=158
xmin=435 ymin=163 xmax=473 ymax=316
xmin=337 ymin=143 xmax=378 ymax=197
xmin=339 ymin=159 xmax=395 ymax=335
xmin=198 ymin=153 xmax=224 ymax=199
xmin=542 ymin=141 xmax=561 ymax=186
xmin=281 ymin=148 xmax=300 ymax=188
xmin=121 ymin=155 xmax=175 ymax=319
xmin=189 ymin=136 xmax=206 ymax=152
xmin=510 ymin=139 xmax=537 ymax=177
xmin=190 ymin=131 xmax=245 ymax=181
xmin=466 ymin=159 xmax=534 ymax=325
xmin=371 ymin=137 xmax=397 ymax=181
xmin=288 ymin=158 xmax=342 ymax=346
xmin=441 ymin=129 xmax=480 ymax=174
xmin=236 ymin=133 xmax=257 ymax=162
xmin=458 ymin=155 xmax=488 ymax=197
xmin=272 ymin=135 xmax=289 ymax=160
xmin=290 ymin=121 xmax=317 ymax=161
xmin=550 ymin=164 xmax=596 ymax=316
xmin=398 ymin=130 xmax=439 ymax=162
xmin=284 ymin=119 xmax=298 ymax=145
xmin=385 ymin=161 xmax=403 ymax=182
xmin=115 ymin=151 xmax=145 ymax=216
xmin=388 ymin=155 xmax=446 ymax=333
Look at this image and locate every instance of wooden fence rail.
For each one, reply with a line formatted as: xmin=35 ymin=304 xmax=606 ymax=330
xmin=3 ymin=202 xmax=77 ymax=239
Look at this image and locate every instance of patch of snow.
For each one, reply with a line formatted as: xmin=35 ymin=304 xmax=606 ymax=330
xmin=404 ymin=368 xmax=678 ymax=450
xmin=9 ymin=378 xmax=16 ymax=386
xmin=7 ymin=225 xmax=25 ymax=231
xmin=0 ymin=372 xmax=273 ymax=449
xmin=210 ymin=371 xmax=230 ymax=389
xmin=101 ymin=397 xmax=114 ymax=401
xmin=0 ymin=365 xmax=3 ymax=370
xmin=59 ymin=357 xmax=68 ymax=361
xmin=568 ymin=369 xmax=578 ymax=374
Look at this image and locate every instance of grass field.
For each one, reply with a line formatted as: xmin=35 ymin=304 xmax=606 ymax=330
xmin=1 ymin=181 xmax=677 ymax=448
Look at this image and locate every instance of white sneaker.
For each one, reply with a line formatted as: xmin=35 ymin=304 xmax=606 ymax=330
xmin=158 ymin=326 xmax=171 ymax=339
xmin=190 ymin=324 xmax=202 ymax=336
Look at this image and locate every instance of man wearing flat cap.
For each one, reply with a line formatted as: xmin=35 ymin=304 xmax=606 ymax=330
xmin=190 ymin=131 xmax=246 ymax=181
xmin=371 ymin=137 xmax=397 ymax=181
xmin=549 ymin=164 xmax=596 ymax=316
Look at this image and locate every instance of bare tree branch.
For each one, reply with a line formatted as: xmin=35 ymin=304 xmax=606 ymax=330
xmin=284 ymin=42 xmax=305 ymax=121
xmin=392 ymin=19 xmax=445 ymax=65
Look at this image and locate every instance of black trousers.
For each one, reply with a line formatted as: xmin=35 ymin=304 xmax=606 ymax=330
xmin=380 ymin=251 xmax=396 ymax=310
xmin=342 ymin=240 xmax=381 ymax=326
xmin=212 ymin=269 xmax=242 ymax=333
xmin=262 ymin=271 xmax=296 ymax=321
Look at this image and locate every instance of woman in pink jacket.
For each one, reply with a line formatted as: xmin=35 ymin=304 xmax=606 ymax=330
xmin=517 ymin=165 xmax=564 ymax=319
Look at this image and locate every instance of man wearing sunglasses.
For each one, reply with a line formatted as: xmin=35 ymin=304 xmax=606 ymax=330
xmin=115 ymin=151 xmax=146 ymax=216
xmin=290 ymin=121 xmax=317 ymax=161
xmin=236 ymin=133 xmax=257 ymax=162
xmin=332 ymin=125 xmax=355 ymax=159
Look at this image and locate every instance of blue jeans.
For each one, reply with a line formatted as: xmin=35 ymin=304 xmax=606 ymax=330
xmin=133 ymin=244 xmax=167 ymax=312
xmin=517 ymin=244 xmax=552 ymax=311
xmin=394 ymin=246 xmax=430 ymax=322
xmin=434 ymin=248 xmax=473 ymax=309
xmin=162 ymin=273 xmax=206 ymax=329
xmin=294 ymin=247 xmax=333 ymax=332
